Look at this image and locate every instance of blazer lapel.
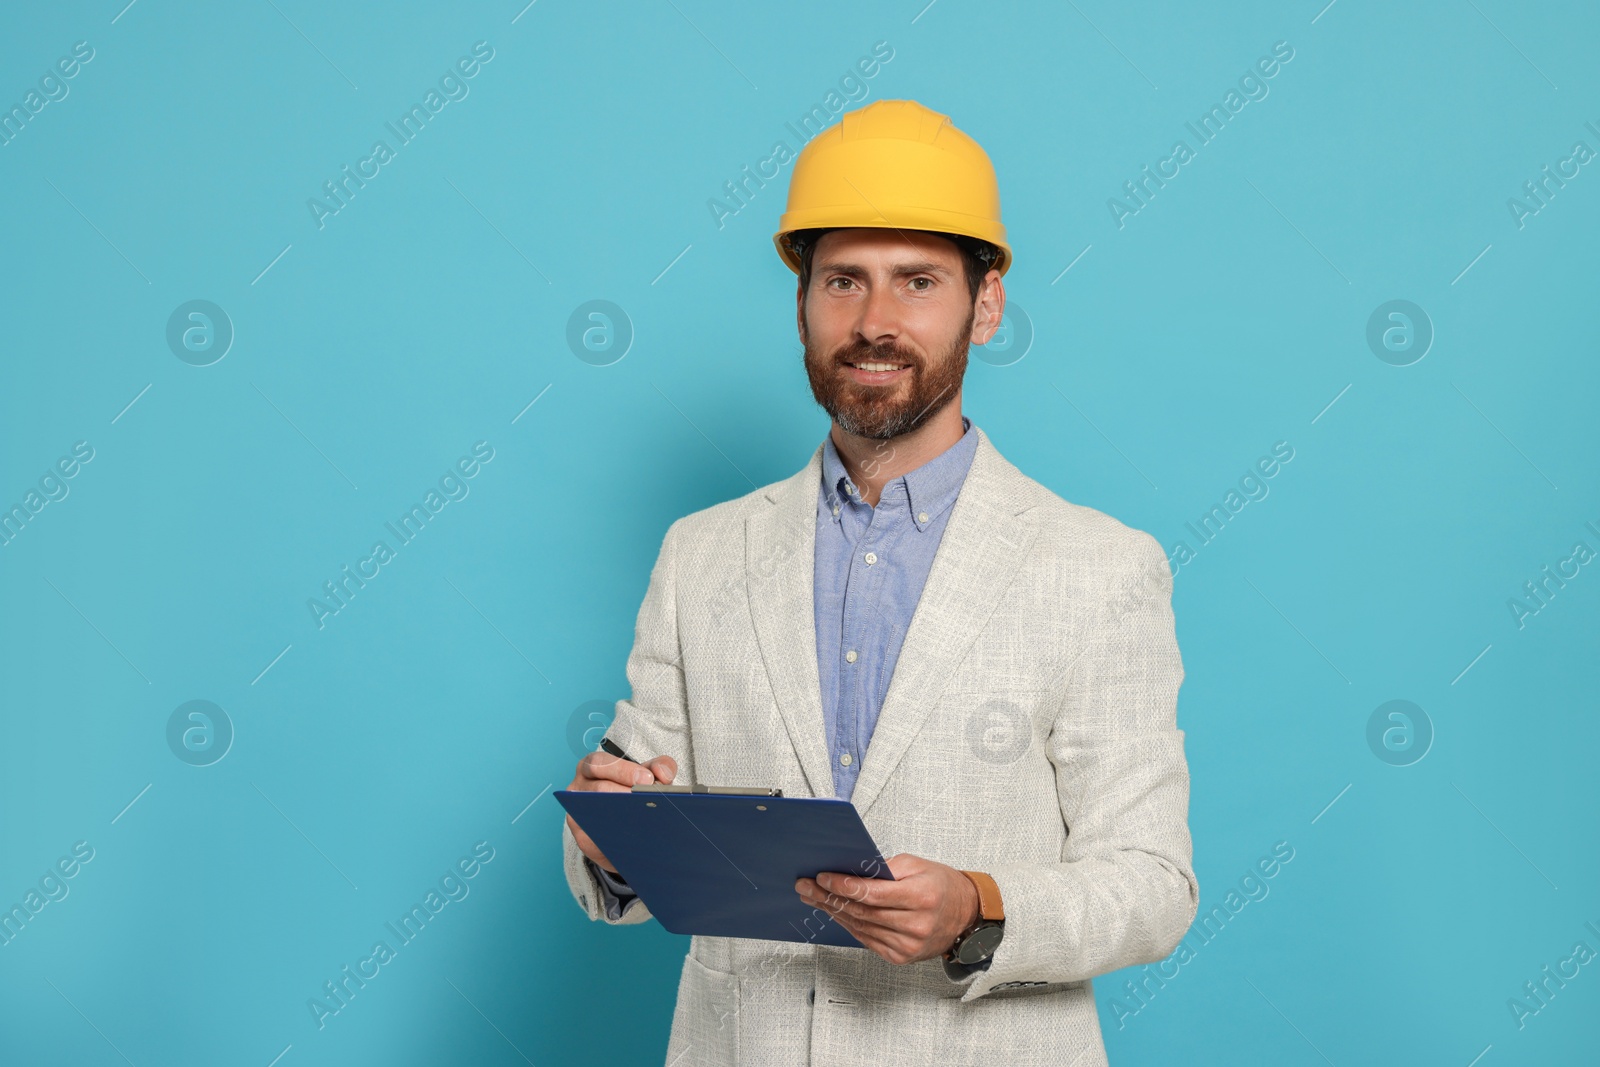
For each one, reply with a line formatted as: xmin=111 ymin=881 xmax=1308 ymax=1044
xmin=744 ymin=427 xmax=1040 ymax=811
xmin=848 ymin=428 xmax=1040 ymax=817
xmin=746 ymin=443 xmax=837 ymax=799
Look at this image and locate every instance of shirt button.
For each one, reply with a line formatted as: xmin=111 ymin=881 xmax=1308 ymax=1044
xmin=864 ymin=551 xmax=877 ymax=565
xmin=832 ymin=505 xmax=840 ymax=516
xmin=839 ymin=753 xmax=852 ymax=766
xmin=844 ymin=650 xmax=858 ymax=663
xmin=918 ymin=512 xmax=929 ymax=524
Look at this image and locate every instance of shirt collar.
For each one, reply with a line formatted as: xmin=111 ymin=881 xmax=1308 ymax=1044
xmin=820 ymin=416 xmax=977 ymax=530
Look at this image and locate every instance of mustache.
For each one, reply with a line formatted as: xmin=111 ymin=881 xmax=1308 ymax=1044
xmin=830 ymin=339 xmax=921 ymax=368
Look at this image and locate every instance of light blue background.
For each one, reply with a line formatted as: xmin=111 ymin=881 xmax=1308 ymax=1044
xmin=2 ymin=1 xmax=1597 ymax=1064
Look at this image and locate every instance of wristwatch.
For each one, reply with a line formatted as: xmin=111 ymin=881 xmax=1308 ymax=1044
xmin=944 ymin=870 xmax=1005 ymax=966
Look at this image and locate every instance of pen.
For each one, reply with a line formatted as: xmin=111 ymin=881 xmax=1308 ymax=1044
xmin=599 ymin=735 xmax=660 ymax=783
xmin=599 ymin=737 xmax=780 ymax=796
xmin=598 ymin=735 xmax=636 ymax=764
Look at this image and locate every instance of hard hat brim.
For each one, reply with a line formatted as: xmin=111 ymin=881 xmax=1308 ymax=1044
xmin=774 ymin=214 xmax=1010 ymax=278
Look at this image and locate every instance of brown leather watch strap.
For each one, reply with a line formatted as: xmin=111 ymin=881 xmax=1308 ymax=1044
xmin=960 ymin=870 xmax=1004 ymax=921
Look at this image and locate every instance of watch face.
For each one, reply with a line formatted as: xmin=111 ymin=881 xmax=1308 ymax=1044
xmin=956 ymin=922 xmax=1004 ymax=964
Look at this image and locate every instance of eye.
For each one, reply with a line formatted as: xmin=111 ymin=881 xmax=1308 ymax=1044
xmin=909 ymin=277 xmax=932 ymax=291
xmin=827 ymin=276 xmax=855 ymax=290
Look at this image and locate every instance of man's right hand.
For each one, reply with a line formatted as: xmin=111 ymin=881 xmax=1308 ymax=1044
xmin=565 ymin=749 xmax=678 ymax=874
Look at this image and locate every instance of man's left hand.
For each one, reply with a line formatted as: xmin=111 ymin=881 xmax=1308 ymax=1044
xmin=794 ymin=854 xmax=979 ymax=966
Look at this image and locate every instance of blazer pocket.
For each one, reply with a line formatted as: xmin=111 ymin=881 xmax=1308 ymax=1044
xmin=665 ymin=953 xmax=740 ymax=1066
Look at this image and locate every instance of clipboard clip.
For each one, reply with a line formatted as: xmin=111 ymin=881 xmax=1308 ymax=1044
xmin=632 ymin=783 xmax=785 ymax=797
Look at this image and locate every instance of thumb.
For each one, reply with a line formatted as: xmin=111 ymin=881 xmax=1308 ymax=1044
xmin=883 ymin=853 xmax=916 ymax=878
xmin=644 ymin=755 xmax=677 ymax=784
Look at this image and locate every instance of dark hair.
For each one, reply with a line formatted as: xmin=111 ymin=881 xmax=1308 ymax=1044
xmin=789 ymin=228 xmax=997 ymax=304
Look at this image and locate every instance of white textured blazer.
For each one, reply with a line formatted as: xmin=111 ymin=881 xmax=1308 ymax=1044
xmin=561 ymin=425 xmax=1198 ymax=1066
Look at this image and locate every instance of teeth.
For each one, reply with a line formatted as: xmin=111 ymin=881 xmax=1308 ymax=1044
xmin=853 ymin=362 xmax=905 ymax=372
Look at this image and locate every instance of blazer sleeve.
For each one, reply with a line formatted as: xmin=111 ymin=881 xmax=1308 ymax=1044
xmin=561 ymin=517 xmax=695 ymax=926
xmin=587 ymin=856 xmax=641 ymax=921
xmin=950 ymin=530 xmax=1199 ymax=1001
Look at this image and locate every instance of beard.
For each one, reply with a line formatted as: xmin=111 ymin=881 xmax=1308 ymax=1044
xmin=802 ymin=302 xmax=974 ymax=441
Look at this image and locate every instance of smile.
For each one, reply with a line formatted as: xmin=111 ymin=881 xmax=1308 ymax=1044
xmin=841 ymin=361 xmax=912 ymax=385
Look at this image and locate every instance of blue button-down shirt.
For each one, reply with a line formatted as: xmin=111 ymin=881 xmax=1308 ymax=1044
xmin=814 ymin=416 xmax=978 ymax=800
xmin=589 ymin=417 xmax=980 ymax=915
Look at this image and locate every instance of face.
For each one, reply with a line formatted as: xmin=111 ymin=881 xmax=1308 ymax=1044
xmin=799 ymin=228 xmax=1002 ymax=441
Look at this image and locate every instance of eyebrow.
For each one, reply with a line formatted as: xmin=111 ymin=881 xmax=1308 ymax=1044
xmin=813 ymin=259 xmax=954 ymax=279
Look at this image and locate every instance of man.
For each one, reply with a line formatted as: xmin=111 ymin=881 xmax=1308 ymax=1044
xmin=560 ymin=99 xmax=1197 ymax=1066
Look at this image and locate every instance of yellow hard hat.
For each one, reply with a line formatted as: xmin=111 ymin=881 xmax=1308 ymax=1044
xmin=773 ymin=99 xmax=1011 ymax=277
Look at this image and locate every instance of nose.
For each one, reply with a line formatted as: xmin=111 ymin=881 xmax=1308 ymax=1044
xmin=854 ymin=281 xmax=903 ymax=349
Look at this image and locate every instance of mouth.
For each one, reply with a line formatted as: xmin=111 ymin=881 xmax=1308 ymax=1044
xmin=841 ymin=360 xmax=912 ymax=385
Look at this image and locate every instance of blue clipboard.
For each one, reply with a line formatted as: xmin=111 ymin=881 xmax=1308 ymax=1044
xmin=556 ymin=787 xmax=894 ymax=948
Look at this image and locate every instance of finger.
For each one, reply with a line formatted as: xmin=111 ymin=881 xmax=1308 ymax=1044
xmin=809 ymin=880 xmax=943 ymax=946
xmin=832 ymin=910 xmax=926 ymax=964
xmin=814 ymin=870 xmax=915 ymax=909
xmin=821 ymin=908 xmax=875 ymax=946
xmin=578 ymin=750 xmax=629 ymax=780
xmin=572 ymin=760 xmax=639 ymax=793
xmin=581 ymin=751 xmax=653 ymax=786
xmin=820 ymin=897 xmax=909 ymax=935
xmin=642 ymin=754 xmax=677 ymax=784
xmin=798 ymin=882 xmax=905 ymax=933
xmin=798 ymin=876 xmax=870 ymax=909
xmin=797 ymin=878 xmax=853 ymax=918
xmin=883 ymin=853 xmax=927 ymax=879
xmin=828 ymin=912 xmax=909 ymax=963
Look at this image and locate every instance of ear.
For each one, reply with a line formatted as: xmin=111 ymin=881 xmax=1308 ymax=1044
xmin=969 ymin=270 xmax=1006 ymax=346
